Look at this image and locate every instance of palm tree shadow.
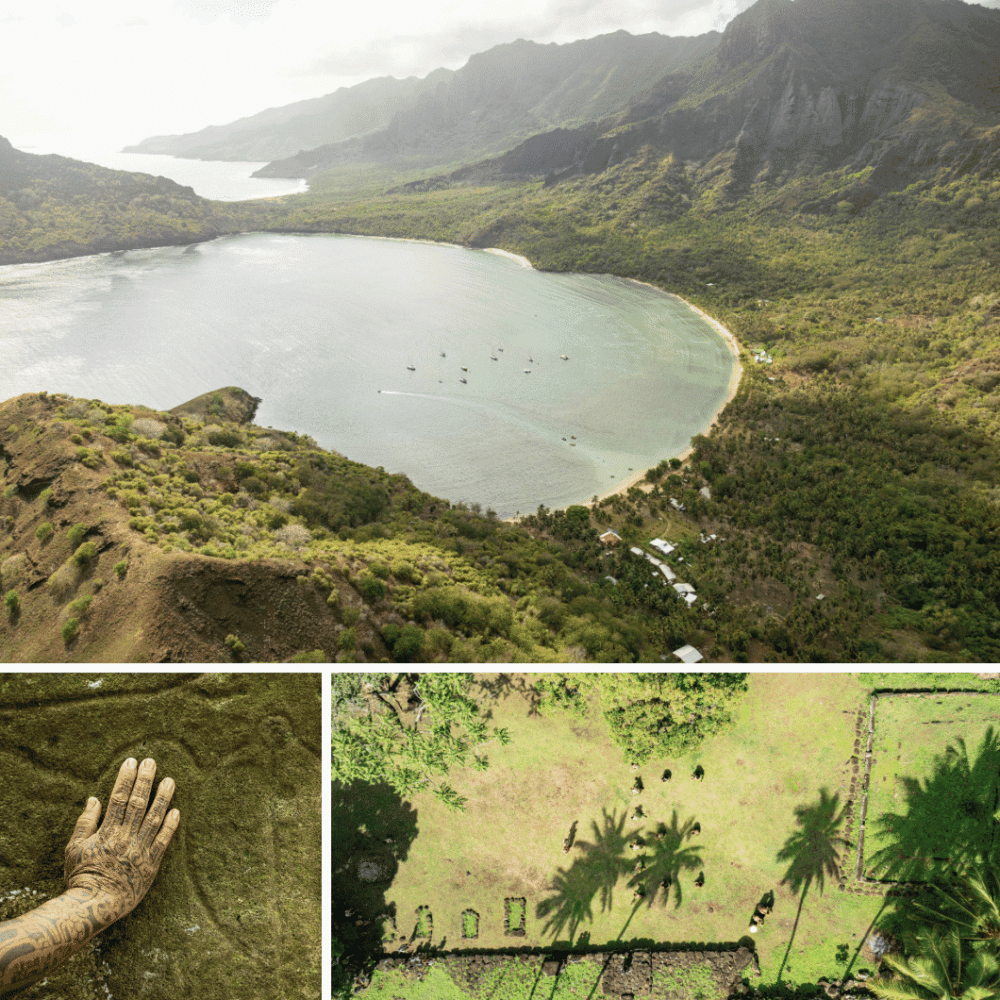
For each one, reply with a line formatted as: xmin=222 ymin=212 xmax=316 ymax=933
xmin=865 ymin=727 xmax=1000 ymax=887
xmin=536 ymin=807 xmax=631 ymax=944
xmin=774 ymin=788 xmax=848 ymax=983
xmin=629 ymin=809 xmax=704 ymax=911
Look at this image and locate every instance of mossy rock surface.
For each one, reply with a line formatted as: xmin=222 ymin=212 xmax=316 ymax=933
xmin=0 ymin=672 xmax=320 ymax=999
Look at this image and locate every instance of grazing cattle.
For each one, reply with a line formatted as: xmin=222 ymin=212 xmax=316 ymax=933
xmin=654 ymin=829 xmax=665 ymax=841
xmin=688 ymin=823 xmax=701 ymax=837
xmin=661 ymin=876 xmax=672 ymax=889
xmin=662 ymin=770 xmax=672 ymax=782
xmin=634 ymin=858 xmax=646 ymax=873
xmin=630 ymin=806 xmax=644 ymax=821
xmin=693 ymin=765 xmax=705 ymax=781
xmin=632 ymin=777 xmax=644 ymax=795
xmin=562 ymin=838 xmax=571 ymax=853
xmin=694 ymin=873 xmax=705 ymax=887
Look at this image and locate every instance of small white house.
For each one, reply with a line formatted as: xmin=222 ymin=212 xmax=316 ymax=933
xmin=673 ymin=644 xmax=704 ymax=664
xmin=673 ymin=583 xmax=695 ymax=595
xmin=629 ymin=546 xmax=644 ymax=557
xmin=659 ymin=564 xmax=677 ymax=583
xmin=599 ymin=529 xmax=622 ymax=546
xmin=650 ymin=538 xmax=676 ymax=556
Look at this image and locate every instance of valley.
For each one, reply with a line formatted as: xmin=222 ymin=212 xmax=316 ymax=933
xmin=3 ymin=0 xmax=1000 ymax=661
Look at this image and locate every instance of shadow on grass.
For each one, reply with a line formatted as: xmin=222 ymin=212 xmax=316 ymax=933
xmin=774 ymin=788 xmax=848 ymax=983
xmin=865 ymin=727 xmax=1000 ymax=886
xmin=536 ymin=807 xmax=703 ymax=948
xmin=537 ymin=807 xmax=630 ymax=944
xmin=475 ymin=673 xmax=544 ymax=716
xmin=629 ymin=809 xmax=704 ymax=911
xmin=331 ymin=779 xmax=418 ymax=988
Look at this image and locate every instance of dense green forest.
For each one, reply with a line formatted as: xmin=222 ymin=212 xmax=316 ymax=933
xmin=243 ymin=150 xmax=1000 ymax=661
xmin=5 ymin=0 xmax=1000 ymax=660
xmin=4 ymin=149 xmax=1000 ymax=659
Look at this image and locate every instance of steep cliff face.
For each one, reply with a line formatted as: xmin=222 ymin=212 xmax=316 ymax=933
xmin=253 ymin=30 xmax=720 ymax=177
xmin=452 ymin=0 xmax=1000 ymax=196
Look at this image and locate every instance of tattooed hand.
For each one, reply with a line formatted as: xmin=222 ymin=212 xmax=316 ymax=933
xmin=0 ymin=758 xmax=180 ymax=995
xmin=65 ymin=757 xmax=181 ymax=920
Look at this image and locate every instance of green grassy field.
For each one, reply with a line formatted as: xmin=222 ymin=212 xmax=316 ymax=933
xmin=353 ymin=674 xmax=890 ymax=991
xmin=864 ymin=692 xmax=1000 ymax=883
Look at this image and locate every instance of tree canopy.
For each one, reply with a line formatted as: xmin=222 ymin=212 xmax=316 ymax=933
xmin=331 ymin=673 xmax=511 ymax=810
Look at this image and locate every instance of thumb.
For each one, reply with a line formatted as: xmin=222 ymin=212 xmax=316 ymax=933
xmin=69 ymin=797 xmax=102 ymax=845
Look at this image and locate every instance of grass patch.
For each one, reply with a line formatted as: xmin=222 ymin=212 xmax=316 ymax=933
xmin=863 ymin=692 xmax=1000 ymax=882
xmin=369 ymin=674 xmax=1000 ymax=988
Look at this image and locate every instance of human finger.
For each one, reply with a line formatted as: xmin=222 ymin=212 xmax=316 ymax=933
xmin=68 ymin=797 xmax=102 ymax=846
xmin=138 ymin=777 xmax=176 ymax=851
xmin=149 ymin=808 xmax=181 ymax=865
xmin=123 ymin=758 xmax=157 ymax=836
xmin=100 ymin=758 xmax=138 ymax=831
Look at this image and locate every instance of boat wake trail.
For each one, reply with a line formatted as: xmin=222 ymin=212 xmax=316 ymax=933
xmin=378 ymin=390 xmax=455 ymax=401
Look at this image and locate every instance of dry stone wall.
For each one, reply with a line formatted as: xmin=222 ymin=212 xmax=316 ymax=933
xmin=374 ymin=945 xmax=757 ymax=998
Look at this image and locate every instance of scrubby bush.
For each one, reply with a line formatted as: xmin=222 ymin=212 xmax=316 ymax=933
xmin=35 ymin=522 xmax=54 ymax=541
xmin=160 ymin=424 xmax=185 ymax=446
xmin=38 ymin=487 xmax=53 ymax=506
xmin=291 ymin=649 xmax=326 ymax=662
xmin=4 ymin=590 xmax=18 ymax=615
xmin=225 ymin=634 xmax=245 ymax=656
xmin=355 ymin=572 xmax=386 ymax=602
xmin=274 ymin=524 xmax=312 ymax=548
xmin=67 ymin=523 xmax=88 ymax=546
xmin=338 ymin=627 xmax=356 ymax=652
xmin=68 ymin=595 xmax=92 ymax=616
xmin=132 ymin=418 xmax=166 ymax=439
xmin=111 ymin=448 xmax=133 ymax=467
xmin=207 ymin=428 xmax=242 ymax=448
xmin=114 ymin=560 xmax=127 ymax=580
xmin=61 ymin=618 xmax=79 ymax=644
xmin=72 ymin=542 xmax=98 ymax=565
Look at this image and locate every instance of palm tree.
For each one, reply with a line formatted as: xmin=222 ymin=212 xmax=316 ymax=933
xmin=868 ymin=928 xmax=1000 ymax=1000
xmin=774 ymin=788 xmax=849 ymax=981
xmin=536 ymin=807 xmax=631 ymax=944
xmin=912 ymin=867 xmax=1000 ymax=949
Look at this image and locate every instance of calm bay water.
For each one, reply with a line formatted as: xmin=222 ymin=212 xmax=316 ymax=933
xmin=0 ymin=233 xmax=734 ymax=517
xmin=9 ymin=142 xmax=306 ymax=202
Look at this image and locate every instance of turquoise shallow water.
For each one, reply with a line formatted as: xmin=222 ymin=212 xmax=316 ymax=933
xmin=0 ymin=232 xmax=734 ymax=517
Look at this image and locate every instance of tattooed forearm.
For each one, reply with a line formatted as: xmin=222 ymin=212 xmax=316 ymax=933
xmin=0 ymin=890 xmax=114 ymax=993
xmin=0 ymin=758 xmax=180 ymax=996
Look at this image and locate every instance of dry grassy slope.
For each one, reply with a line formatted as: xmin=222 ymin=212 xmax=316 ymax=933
xmin=0 ymin=391 xmax=390 ymax=663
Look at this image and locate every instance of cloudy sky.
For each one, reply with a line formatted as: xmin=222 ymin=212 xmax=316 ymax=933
xmin=3 ymin=0 xmax=999 ymax=156
xmin=1 ymin=0 xmax=750 ymax=154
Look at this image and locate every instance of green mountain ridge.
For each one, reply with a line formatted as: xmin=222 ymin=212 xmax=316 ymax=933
xmin=121 ymin=70 xmax=456 ymax=162
xmin=5 ymin=0 xmax=1000 ymax=662
xmin=0 ymin=135 xmax=274 ymax=265
xmin=251 ymin=30 xmax=720 ymax=178
xmin=373 ymin=0 xmax=1000 ymax=202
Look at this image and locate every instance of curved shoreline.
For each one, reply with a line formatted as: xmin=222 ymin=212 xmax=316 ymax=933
xmin=482 ymin=247 xmax=534 ymax=268
xmin=480 ymin=251 xmax=744 ymax=494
